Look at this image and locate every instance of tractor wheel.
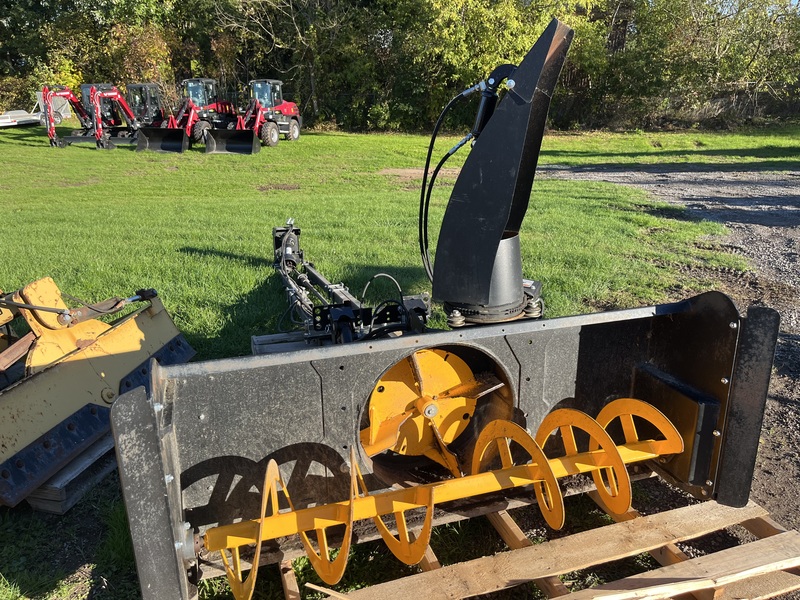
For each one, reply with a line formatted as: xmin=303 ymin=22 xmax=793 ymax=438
xmin=192 ymin=120 xmax=211 ymax=143
xmin=260 ymin=122 xmax=280 ymax=147
xmin=286 ymin=119 xmax=300 ymax=141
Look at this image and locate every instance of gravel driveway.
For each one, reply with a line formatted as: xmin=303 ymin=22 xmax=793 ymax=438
xmin=541 ymin=164 xmax=800 ymax=537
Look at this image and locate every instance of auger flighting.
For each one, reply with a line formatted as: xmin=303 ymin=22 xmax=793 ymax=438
xmin=207 ymin=398 xmax=684 ymax=596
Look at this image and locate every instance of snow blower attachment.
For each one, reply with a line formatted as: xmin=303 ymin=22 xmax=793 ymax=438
xmin=0 ymin=278 xmax=194 ymax=508
xmin=111 ymin=19 xmax=780 ymax=600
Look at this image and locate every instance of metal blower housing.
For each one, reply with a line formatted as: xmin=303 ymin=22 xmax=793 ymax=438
xmin=432 ymin=20 xmax=573 ymax=323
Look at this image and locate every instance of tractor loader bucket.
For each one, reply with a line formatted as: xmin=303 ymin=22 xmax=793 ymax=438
xmin=136 ymin=126 xmax=190 ymax=153
xmin=0 ymin=278 xmax=195 ymax=507
xmin=205 ymin=128 xmax=260 ymax=154
xmin=106 ymin=135 xmax=137 ymax=146
xmin=112 ymin=291 xmax=778 ymax=600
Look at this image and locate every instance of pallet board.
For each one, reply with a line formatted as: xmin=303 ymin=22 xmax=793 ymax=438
xmin=296 ymin=500 xmax=800 ymax=600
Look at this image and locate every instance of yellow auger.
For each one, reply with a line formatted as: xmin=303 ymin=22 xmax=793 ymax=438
xmin=206 ymin=398 xmax=683 ymax=598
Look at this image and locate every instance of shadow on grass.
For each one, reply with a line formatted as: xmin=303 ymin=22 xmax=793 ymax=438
xmin=0 ymin=473 xmax=141 ymax=600
xmin=539 ymin=162 xmax=800 ymax=229
xmin=0 ymin=126 xmax=51 ymax=147
xmin=638 ymin=203 xmax=703 ymax=223
xmin=541 ymin=141 xmax=800 ymax=168
xmin=0 ymin=123 xmax=335 ymax=150
xmin=540 ymin=158 xmax=799 ymax=174
xmin=177 ymin=246 xmax=431 ymax=360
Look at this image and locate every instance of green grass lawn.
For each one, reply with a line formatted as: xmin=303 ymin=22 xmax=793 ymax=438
xmin=0 ymin=122 xmax=796 ymax=599
xmin=3 ymin=122 xmax=788 ymax=358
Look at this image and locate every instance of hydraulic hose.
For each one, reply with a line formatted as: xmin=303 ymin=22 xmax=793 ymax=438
xmin=419 ymin=64 xmax=516 ymax=284
xmin=419 ymin=84 xmax=483 ymax=282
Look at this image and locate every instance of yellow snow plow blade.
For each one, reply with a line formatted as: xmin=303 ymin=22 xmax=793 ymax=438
xmin=0 ymin=277 xmax=194 ymax=507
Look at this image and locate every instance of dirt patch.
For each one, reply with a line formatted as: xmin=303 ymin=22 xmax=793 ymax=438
xmin=61 ymin=178 xmax=101 ymax=187
xmin=379 ymin=167 xmax=461 ymax=182
xmin=543 ymin=164 xmax=800 ymax=542
xmin=257 ymin=183 xmax=301 ymax=192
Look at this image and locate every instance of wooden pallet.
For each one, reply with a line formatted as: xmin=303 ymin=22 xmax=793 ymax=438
xmin=284 ymin=496 xmax=800 ymax=600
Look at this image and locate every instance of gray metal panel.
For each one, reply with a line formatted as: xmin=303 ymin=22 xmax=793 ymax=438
xmin=506 ymin=328 xmax=580 ymax=424
xmin=112 ymin=386 xmax=195 ymax=600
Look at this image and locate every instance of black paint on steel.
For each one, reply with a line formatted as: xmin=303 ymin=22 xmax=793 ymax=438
xmin=112 ymin=386 xmax=196 ymax=600
xmin=715 ymin=305 xmax=780 ymax=507
xmin=103 ymin=135 xmax=138 ymax=145
xmin=0 ymin=404 xmax=110 ymax=507
xmin=136 ymin=127 xmax=190 ymax=153
xmin=118 ymin=333 xmax=196 ymax=396
xmin=205 ymin=129 xmax=261 ymax=155
xmin=432 ymin=19 xmax=574 ymax=315
xmin=633 ymin=363 xmax=721 ymax=486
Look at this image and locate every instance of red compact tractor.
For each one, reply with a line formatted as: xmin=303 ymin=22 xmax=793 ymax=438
xmin=125 ymin=83 xmax=165 ymax=128
xmin=137 ymin=78 xmax=237 ymax=153
xmin=205 ymin=78 xmax=302 ymax=154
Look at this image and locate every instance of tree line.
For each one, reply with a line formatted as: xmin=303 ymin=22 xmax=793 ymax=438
xmin=1 ymin=0 xmax=798 ymax=130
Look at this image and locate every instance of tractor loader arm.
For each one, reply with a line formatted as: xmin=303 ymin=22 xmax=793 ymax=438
xmin=136 ymin=97 xmax=197 ymax=153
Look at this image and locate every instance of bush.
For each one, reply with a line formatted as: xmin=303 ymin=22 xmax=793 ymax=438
xmin=0 ymin=77 xmax=33 ymax=112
